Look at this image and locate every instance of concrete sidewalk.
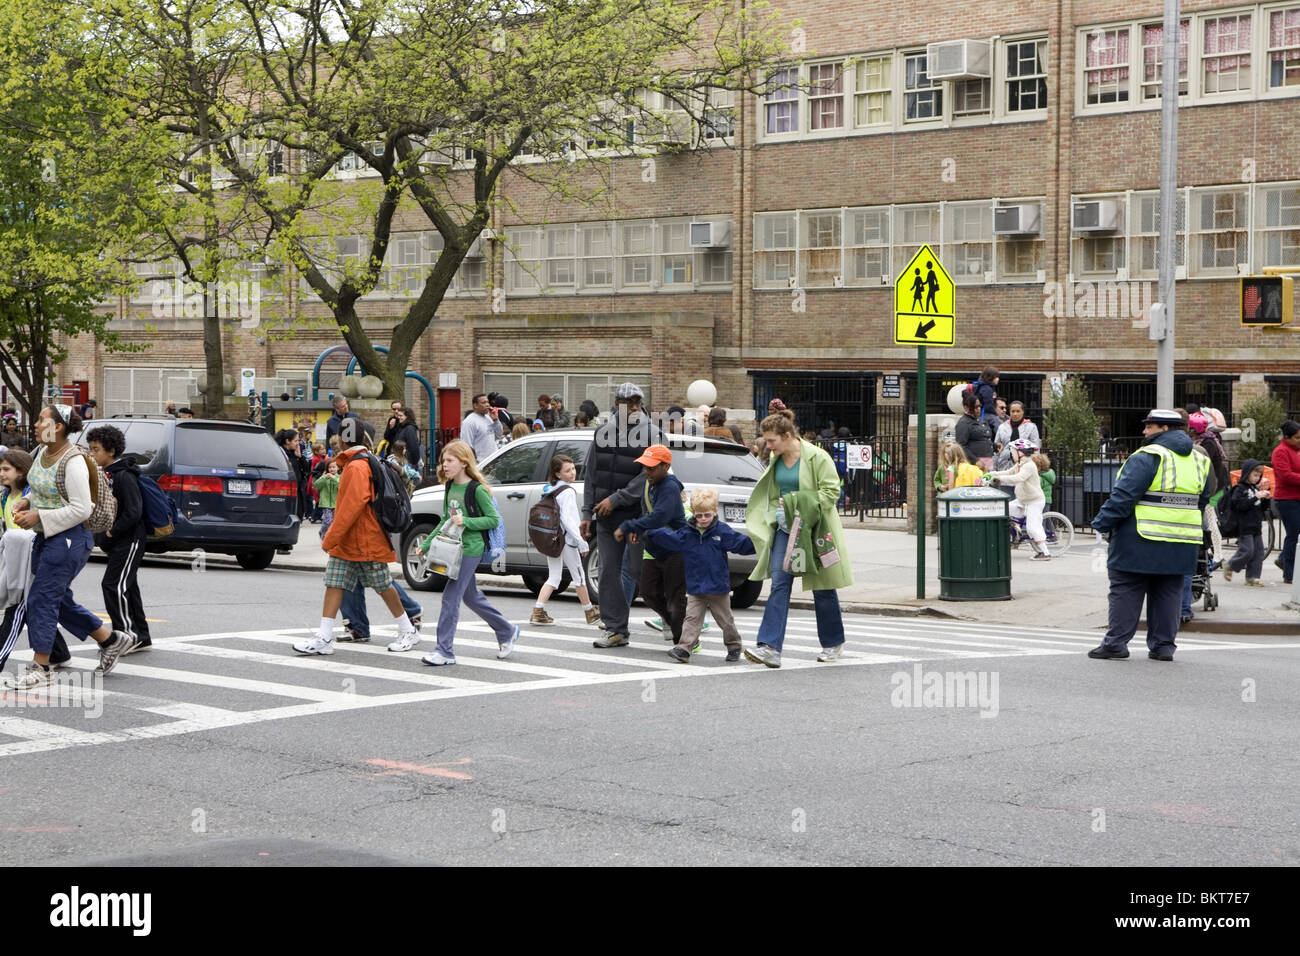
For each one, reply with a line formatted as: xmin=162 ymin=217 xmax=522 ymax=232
xmin=158 ymin=519 xmax=1300 ymax=635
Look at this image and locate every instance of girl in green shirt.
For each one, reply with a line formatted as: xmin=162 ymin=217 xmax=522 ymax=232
xmin=415 ymin=439 xmax=519 ymax=666
xmin=313 ymin=460 xmax=341 ymax=539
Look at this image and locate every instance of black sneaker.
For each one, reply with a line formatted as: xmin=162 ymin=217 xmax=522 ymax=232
xmin=667 ymin=645 xmax=691 ymax=663
xmin=336 ymin=627 xmax=370 ymax=643
xmin=724 ymin=648 xmax=742 ymax=662
xmin=124 ymin=639 xmax=151 ymax=656
xmin=1087 ymin=644 xmax=1130 ymax=660
xmin=1148 ymin=650 xmax=1175 ymax=662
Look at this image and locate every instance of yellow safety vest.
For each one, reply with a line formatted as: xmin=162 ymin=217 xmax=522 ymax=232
xmin=1122 ymin=443 xmax=1210 ymax=544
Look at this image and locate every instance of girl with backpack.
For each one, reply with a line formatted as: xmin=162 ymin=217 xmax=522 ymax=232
xmin=529 ymin=455 xmax=600 ymax=628
xmin=414 ymin=440 xmax=519 ymax=666
xmin=5 ymin=404 xmax=135 ymax=689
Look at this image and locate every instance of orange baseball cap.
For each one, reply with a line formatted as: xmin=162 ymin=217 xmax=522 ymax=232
xmin=634 ymin=444 xmax=672 ymax=467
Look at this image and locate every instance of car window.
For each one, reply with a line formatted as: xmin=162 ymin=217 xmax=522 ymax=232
xmin=480 ymin=440 xmax=547 ymax=485
xmin=551 ymin=439 xmax=591 ymax=480
xmin=116 ymin=422 xmax=166 ymax=466
xmin=670 ymin=444 xmax=765 ymax=485
xmin=174 ymin=423 xmax=287 ymax=471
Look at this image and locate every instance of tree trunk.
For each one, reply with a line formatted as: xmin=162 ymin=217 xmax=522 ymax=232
xmin=202 ymin=299 xmax=224 ymax=418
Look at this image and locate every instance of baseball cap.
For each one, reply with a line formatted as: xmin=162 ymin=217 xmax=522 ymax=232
xmin=1142 ymin=409 xmax=1184 ymax=426
xmin=634 ymin=444 xmax=672 ymax=467
xmin=615 ymin=382 xmax=644 ymax=401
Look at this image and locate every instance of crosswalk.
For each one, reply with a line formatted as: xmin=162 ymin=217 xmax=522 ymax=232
xmin=0 ymin=612 xmax=1294 ymax=759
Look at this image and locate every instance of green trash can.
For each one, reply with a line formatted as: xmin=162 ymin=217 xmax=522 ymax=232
xmin=937 ymin=487 xmax=1012 ymax=601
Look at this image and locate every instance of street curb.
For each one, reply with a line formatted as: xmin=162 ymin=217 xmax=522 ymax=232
xmin=788 ymin=599 xmax=960 ymax=620
xmin=1144 ymin=618 xmax=1300 ymax=636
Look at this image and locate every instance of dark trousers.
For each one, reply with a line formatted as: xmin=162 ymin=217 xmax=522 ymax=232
xmin=27 ymin=527 xmax=100 ymax=656
xmin=101 ymin=533 xmax=150 ymax=644
xmin=1103 ymin=569 xmax=1184 ymax=656
xmin=1227 ymin=533 xmax=1265 ymax=580
xmin=1277 ymin=499 xmax=1300 ymax=582
xmin=596 ymin=521 xmax=641 ymax=636
xmin=640 ymin=552 xmax=687 ymax=643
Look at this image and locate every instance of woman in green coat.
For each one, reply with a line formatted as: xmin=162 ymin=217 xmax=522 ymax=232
xmin=743 ymin=411 xmax=854 ymax=668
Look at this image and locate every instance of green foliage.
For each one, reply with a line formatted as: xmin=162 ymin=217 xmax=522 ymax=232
xmin=89 ymin=0 xmax=793 ymax=397
xmin=1043 ymin=377 xmax=1102 ymax=466
xmin=1238 ymin=393 xmax=1287 ymax=464
xmin=0 ymin=0 xmax=153 ymax=421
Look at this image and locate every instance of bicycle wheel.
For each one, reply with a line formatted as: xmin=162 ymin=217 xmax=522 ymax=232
xmin=1264 ymin=504 xmax=1278 ymax=557
xmin=1042 ymin=512 xmax=1074 ymax=557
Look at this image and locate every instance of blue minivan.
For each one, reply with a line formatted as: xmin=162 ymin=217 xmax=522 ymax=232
xmin=80 ymin=417 xmax=301 ymax=569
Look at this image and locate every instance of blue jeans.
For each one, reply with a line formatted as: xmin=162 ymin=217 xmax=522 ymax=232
xmin=1276 ymin=499 xmax=1300 ymax=583
xmin=436 ymin=554 xmax=514 ymax=658
xmin=27 ymin=527 xmax=102 ymax=655
xmin=755 ymin=528 xmax=844 ymax=652
xmin=340 ymin=578 xmax=422 ymax=637
xmin=1181 ymin=574 xmax=1193 ymax=619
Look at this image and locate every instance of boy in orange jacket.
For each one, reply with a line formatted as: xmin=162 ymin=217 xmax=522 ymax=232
xmin=293 ymin=421 xmax=420 ymax=656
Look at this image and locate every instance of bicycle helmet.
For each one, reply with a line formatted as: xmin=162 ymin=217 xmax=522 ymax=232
xmin=1009 ymin=438 xmax=1038 ymax=459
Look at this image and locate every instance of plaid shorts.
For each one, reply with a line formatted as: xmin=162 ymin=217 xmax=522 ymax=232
xmin=324 ymin=556 xmax=393 ymax=593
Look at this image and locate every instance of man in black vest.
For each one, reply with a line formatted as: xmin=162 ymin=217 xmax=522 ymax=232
xmin=581 ymin=382 xmax=661 ymax=647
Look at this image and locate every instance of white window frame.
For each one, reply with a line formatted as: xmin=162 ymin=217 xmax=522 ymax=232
xmin=1138 ymin=19 xmax=1191 ymax=102
xmin=902 ymin=50 xmax=944 ymax=125
xmin=1257 ymin=181 xmax=1300 ymax=266
xmin=754 ymin=212 xmax=798 ymax=289
xmin=1001 ymin=36 xmax=1050 ymax=117
xmin=1070 ymin=193 xmax=1129 ymax=279
xmin=1201 ymin=10 xmax=1256 ymax=98
xmin=800 ymin=209 xmax=843 ymax=288
xmin=762 ymin=66 xmax=800 ymax=138
xmin=1130 ymin=190 xmax=1188 ymax=279
xmin=944 ymin=202 xmax=994 ymax=284
xmin=1265 ymin=3 xmax=1300 ymax=93
xmin=853 ymin=54 xmax=894 ymax=129
xmin=1190 ymin=186 xmax=1251 ymax=276
xmin=807 ymin=61 xmax=846 ymax=131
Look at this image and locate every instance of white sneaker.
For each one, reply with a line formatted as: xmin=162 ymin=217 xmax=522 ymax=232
xmin=817 ymin=644 xmax=846 ymax=662
xmin=421 ymin=651 xmax=456 ymax=666
xmin=6 ymin=663 xmax=52 ymax=690
xmin=293 ymin=635 xmax=335 ymax=656
xmin=497 ymin=626 xmax=520 ymax=660
xmin=387 ymin=630 xmax=421 ymax=652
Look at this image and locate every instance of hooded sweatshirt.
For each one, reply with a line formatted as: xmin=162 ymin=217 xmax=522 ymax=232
xmin=1229 ymin=458 xmax=1269 ymax=536
xmin=96 ymin=456 xmax=144 ymax=552
xmin=320 ymin=445 xmax=396 ymax=564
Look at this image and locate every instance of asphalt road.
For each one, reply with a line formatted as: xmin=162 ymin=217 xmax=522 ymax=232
xmin=1 ymin=557 xmax=1297 ymax=866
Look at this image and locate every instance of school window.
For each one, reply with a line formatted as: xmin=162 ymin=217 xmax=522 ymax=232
xmin=581 ymin=224 xmax=614 ymax=288
xmin=701 ymin=88 xmax=736 ymax=141
xmin=505 ymin=227 xmax=542 ymax=293
xmin=1084 ymin=28 xmax=1130 ymax=104
xmin=1131 ymin=193 xmax=1186 ymax=278
xmin=997 ymin=238 xmax=1043 ymax=281
xmin=697 ymin=249 xmax=732 ymax=284
xmin=545 ymin=226 xmax=576 ymax=289
xmin=903 ymin=52 xmax=943 ymax=120
xmin=1270 ymin=7 xmax=1300 ymax=87
xmin=847 ymin=207 xmax=890 ymax=283
xmin=1140 ymin=21 xmax=1189 ymax=100
xmin=945 ymin=203 xmax=993 ymax=283
xmin=808 ymin=62 xmax=845 ymax=130
xmin=893 ymin=205 xmax=940 ymax=273
xmin=1258 ymin=184 xmax=1300 ymax=266
xmin=619 ymin=222 xmax=654 ymax=287
xmin=1203 ymin=14 xmax=1253 ymax=94
xmin=1005 ymin=38 xmax=1049 ymax=111
xmin=952 ymin=78 xmax=991 ymax=118
xmin=1191 ymin=188 xmax=1248 ymax=274
xmin=854 ymin=56 xmax=892 ymax=126
xmin=386 ymin=234 xmax=425 ymax=295
xmin=457 ymin=256 xmax=485 ymax=292
xmin=755 ymin=213 xmax=796 ymax=287
xmin=764 ymin=68 xmax=799 ymax=134
xmin=659 ymin=222 xmax=692 ymax=285
xmin=1071 ymin=197 xmax=1126 ymax=277
xmin=800 ymin=211 xmax=841 ymax=287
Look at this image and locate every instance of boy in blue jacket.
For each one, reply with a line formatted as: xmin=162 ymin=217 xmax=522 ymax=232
xmin=611 ymin=445 xmax=686 ymax=648
xmin=646 ymin=488 xmax=755 ymax=663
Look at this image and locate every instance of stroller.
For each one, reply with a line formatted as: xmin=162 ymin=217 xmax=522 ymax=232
xmin=1189 ymin=530 xmax=1219 ymax=612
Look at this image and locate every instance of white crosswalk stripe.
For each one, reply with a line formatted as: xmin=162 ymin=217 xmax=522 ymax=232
xmin=0 ymin=615 xmax=1293 ymax=759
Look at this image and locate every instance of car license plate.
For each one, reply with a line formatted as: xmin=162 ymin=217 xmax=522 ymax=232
xmin=227 ymin=479 xmax=252 ymax=495
xmin=724 ymin=504 xmax=746 ymax=523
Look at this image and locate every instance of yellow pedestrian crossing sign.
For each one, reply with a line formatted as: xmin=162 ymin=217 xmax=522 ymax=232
xmin=894 ymin=244 xmax=955 ymax=346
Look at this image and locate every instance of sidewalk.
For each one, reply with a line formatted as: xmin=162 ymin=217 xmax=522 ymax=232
xmin=177 ymin=520 xmax=1300 ymax=635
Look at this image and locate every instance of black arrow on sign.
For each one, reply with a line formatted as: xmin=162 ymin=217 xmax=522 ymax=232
xmin=914 ymin=319 xmax=936 ymax=338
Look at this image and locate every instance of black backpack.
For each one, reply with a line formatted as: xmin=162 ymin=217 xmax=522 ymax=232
xmin=1216 ymin=489 xmax=1240 ymax=538
xmin=361 ymin=452 xmax=413 ymax=535
xmin=527 ymin=485 xmax=573 ymax=557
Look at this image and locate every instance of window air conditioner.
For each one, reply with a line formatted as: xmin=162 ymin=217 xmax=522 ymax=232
xmin=464 ymin=237 xmax=487 ymax=259
xmin=993 ymin=204 xmax=1043 ymax=236
xmin=689 ymin=221 xmax=731 ymax=249
xmin=1072 ymin=200 xmax=1121 ymax=232
xmin=926 ymin=39 xmax=992 ymax=80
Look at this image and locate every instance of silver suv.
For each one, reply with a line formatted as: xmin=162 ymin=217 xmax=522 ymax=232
xmin=401 ymin=429 xmax=765 ymax=607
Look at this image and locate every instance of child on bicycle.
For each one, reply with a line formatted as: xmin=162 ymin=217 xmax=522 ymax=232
xmin=987 ymin=439 xmax=1051 ymax=560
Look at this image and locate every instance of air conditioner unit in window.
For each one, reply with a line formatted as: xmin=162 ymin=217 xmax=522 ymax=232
xmin=464 ymin=237 xmax=487 ymax=259
xmin=689 ymin=221 xmax=731 ymax=249
xmin=1072 ymin=200 xmax=1121 ymax=232
xmin=926 ymin=39 xmax=992 ymax=80
xmin=993 ymin=204 xmax=1043 ymax=236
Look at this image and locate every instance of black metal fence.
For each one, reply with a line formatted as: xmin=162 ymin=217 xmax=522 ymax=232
xmin=809 ymin=406 xmax=910 ymax=521
xmin=1035 ymin=443 xmax=1136 ymax=531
